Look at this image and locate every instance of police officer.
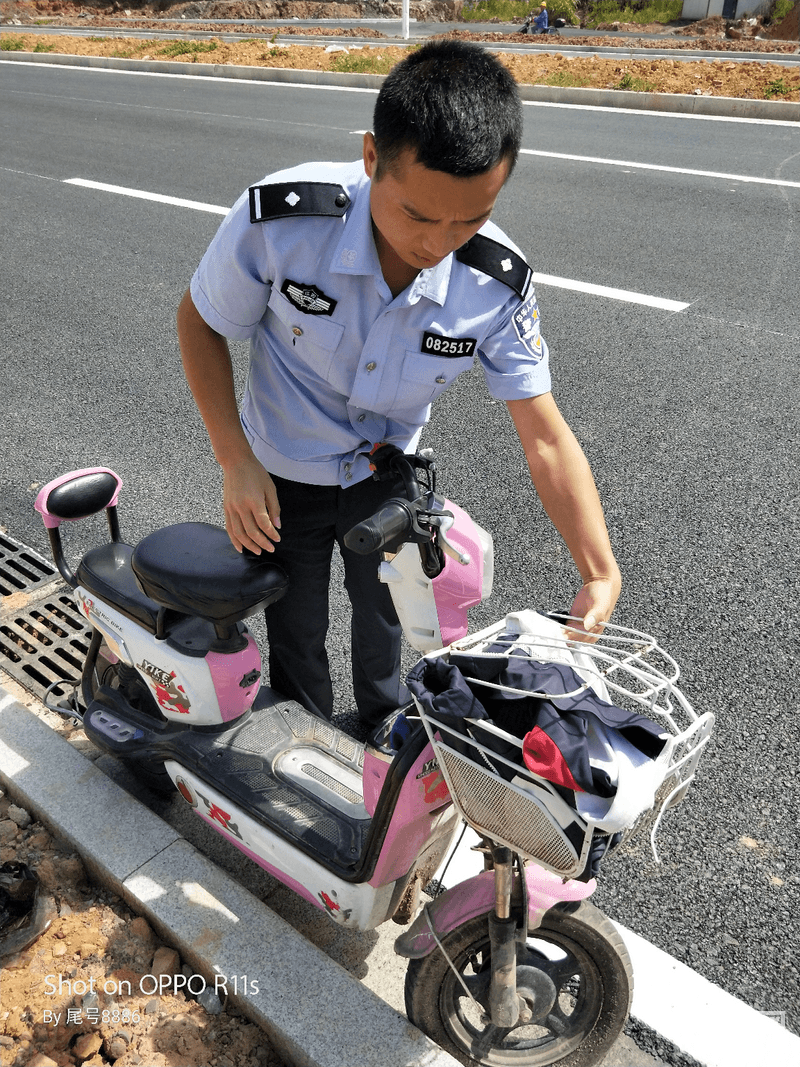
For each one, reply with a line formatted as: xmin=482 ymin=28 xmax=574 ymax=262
xmin=177 ymin=40 xmax=621 ymax=726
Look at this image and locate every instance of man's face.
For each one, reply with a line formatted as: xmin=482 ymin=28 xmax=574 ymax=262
xmin=363 ymin=133 xmax=510 ymax=278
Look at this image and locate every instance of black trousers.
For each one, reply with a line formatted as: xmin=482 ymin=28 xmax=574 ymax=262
xmin=264 ymin=471 xmax=407 ymax=724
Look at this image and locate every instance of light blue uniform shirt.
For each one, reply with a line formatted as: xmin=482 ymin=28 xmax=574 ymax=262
xmin=191 ymin=160 xmax=551 ymax=488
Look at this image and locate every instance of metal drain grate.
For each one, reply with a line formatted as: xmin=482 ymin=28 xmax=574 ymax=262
xmin=0 ymin=533 xmax=92 ymax=703
xmin=0 ymin=531 xmax=60 ymax=598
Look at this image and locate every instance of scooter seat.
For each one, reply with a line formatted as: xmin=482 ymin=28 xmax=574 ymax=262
xmin=76 ymin=542 xmax=163 ymax=632
xmin=131 ymin=522 xmax=288 ymax=626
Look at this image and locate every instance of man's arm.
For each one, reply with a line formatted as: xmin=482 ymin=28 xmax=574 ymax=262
xmin=506 ymin=391 xmax=621 ymax=639
xmin=177 ymin=289 xmax=281 ymax=554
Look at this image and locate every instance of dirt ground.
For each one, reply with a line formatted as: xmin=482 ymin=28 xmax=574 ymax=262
xmin=0 ymin=785 xmax=285 ymax=1067
xmin=2 ymin=24 xmax=799 ymax=100
xmin=2 ymin=0 xmax=800 ymax=100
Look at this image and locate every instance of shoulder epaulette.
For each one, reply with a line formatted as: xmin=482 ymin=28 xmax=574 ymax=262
xmin=249 ymin=182 xmax=351 ymax=224
xmin=456 ymin=233 xmax=532 ymax=298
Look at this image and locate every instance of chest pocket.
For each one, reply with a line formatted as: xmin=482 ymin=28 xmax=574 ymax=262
xmin=266 ymin=287 xmax=345 ymax=381
xmin=395 ymin=350 xmax=475 ymax=417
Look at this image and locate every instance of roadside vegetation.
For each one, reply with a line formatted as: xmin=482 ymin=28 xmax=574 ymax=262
xmin=461 ymin=0 xmax=793 ymax=27
xmin=460 ymin=0 xmax=683 ymax=26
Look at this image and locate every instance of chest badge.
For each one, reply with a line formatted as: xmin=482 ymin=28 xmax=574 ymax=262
xmin=281 ymin=279 xmax=337 ymax=316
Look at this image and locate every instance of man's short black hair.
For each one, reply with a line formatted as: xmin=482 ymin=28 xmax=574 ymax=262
xmin=372 ymin=40 xmax=522 ymax=179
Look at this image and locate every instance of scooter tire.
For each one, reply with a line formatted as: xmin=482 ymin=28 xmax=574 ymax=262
xmin=404 ymin=901 xmax=632 ymax=1067
xmin=123 ymin=757 xmax=176 ymax=797
xmin=91 ymin=646 xmax=176 ymax=797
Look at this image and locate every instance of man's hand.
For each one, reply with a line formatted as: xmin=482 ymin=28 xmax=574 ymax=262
xmin=567 ymin=572 xmax=621 ymax=643
xmin=222 ymin=454 xmax=282 ymax=555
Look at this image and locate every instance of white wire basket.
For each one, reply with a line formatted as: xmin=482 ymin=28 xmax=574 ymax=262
xmin=413 ymin=610 xmax=715 ymax=880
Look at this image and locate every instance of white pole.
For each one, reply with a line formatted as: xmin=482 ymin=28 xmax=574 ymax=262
xmin=402 ymin=0 xmax=410 ymax=39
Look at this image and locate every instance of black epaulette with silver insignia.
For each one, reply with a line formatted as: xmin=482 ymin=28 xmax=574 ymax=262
xmin=249 ymin=182 xmax=351 ymax=224
xmin=456 ymin=233 xmax=532 ymax=298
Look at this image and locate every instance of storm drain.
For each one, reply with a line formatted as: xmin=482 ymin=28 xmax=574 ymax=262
xmin=0 ymin=532 xmax=92 ymax=704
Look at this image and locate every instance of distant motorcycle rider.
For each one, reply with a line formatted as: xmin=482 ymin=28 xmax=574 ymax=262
xmin=521 ymin=1 xmax=549 ymax=33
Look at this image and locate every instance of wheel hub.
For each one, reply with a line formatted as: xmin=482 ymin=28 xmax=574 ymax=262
xmin=514 ymin=964 xmax=558 ymax=1025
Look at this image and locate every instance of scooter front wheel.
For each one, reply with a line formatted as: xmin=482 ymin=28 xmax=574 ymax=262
xmin=404 ymin=901 xmax=632 ymax=1066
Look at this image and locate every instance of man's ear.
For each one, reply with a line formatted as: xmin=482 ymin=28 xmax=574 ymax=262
xmin=363 ymin=131 xmax=378 ymax=179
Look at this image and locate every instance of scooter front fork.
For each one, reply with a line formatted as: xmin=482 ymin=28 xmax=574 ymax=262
xmin=487 ymin=846 xmax=524 ymax=1029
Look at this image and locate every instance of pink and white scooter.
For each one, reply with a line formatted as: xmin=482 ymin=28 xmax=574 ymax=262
xmin=34 ymin=446 xmax=713 ymax=1066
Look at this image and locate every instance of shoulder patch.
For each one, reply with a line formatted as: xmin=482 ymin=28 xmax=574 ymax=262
xmin=455 ymin=233 xmax=532 ymax=298
xmin=249 ymin=182 xmax=351 ymax=224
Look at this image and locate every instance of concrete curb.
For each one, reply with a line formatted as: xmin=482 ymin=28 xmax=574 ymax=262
xmin=2 ymin=49 xmax=798 ymax=120
xmin=0 ymin=690 xmax=460 ymax=1067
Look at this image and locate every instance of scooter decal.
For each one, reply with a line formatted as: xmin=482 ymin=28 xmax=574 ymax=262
xmin=319 ymin=891 xmax=351 ymax=922
xmin=139 ymin=660 xmax=192 ymax=714
xmin=193 ymin=789 xmax=244 ymax=842
xmin=416 ymin=758 xmax=439 ymax=779
xmin=418 ymin=766 xmax=449 ymax=806
xmin=77 ymin=590 xmax=124 ymax=633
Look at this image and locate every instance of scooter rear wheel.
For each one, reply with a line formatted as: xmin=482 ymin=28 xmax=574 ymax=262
xmin=404 ymin=901 xmax=632 ymax=1066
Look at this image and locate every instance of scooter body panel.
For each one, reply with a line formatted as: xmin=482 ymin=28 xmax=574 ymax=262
xmin=74 ymin=586 xmax=260 ymax=725
xmin=394 ymin=866 xmax=596 ymax=959
xmin=166 ymin=762 xmax=399 ymax=930
xmin=367 ymin=741 xmax=457 ymax=886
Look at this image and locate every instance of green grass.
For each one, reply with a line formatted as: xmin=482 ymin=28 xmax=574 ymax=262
xmin=764 ymin=77 xmax=794 ymax=98
xmin=771 ymin=0 xmax=795 ymax=19
xmin=33 ymin=42 xmax=54 ymax=52
xmin=0 ymin=35 xmax=25 ymax=51
xmin=583 ymin=0 xmax=682 ymax=26
xmin=542 ymin=70 xmax=592 ymax=86
xmin=462 ymin=0 xmax=579 ymax=25
xmin=329 ymin=51 xmax=402 ymax=76
xmin=615 ymin=71 xmax=657 ymax=91
xmin=157 ymin=40 xmax=219 ymax=58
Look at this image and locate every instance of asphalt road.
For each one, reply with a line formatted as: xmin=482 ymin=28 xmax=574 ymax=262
xmin=2 ymin=57 xmax=799 ymax=1055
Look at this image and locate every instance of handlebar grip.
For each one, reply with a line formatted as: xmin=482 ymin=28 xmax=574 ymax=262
xmin=344 ymin=500 xmax=414 ymax=554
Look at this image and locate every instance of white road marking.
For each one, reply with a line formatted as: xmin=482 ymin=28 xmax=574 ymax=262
xmin=530 ymin=272 xmax=689 ymax=311
xmin=521 ymin=148 xmax=800 ymax=189
xmin=5 ymin=59 xmax=800 ymax=127
xmin=63 ymin=178 xmax=229 ymax=215
xmin=612 ymin=920 xmax=800 ymax=1067
xmin=521 ymin=97 xmax=800 ymax=128
xmin=64 ymin=177 xmax=691 ymax=311
xmin=62 ymin=178 xmax=690 ymax=310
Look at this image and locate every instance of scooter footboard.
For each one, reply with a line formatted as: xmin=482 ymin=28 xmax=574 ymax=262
xmin=393 ymin=864 xmax=595 ymax=959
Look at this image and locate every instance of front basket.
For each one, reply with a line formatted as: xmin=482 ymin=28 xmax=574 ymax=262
xmin=413 ymin=610 xmax=715 ymax=880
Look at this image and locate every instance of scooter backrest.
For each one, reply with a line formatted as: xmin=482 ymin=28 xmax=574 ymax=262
xmin=35 ymin=468 xmax=123 ymax=529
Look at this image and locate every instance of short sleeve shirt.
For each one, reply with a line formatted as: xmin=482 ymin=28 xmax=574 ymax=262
xmin=191 ymin=159 xmax=551 ymax=488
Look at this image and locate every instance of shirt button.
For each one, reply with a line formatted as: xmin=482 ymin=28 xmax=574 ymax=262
xmin=436 ymin=376 xmax=447 ymax=384
xmin=357 ymin=414 xmax=366 ymax=423
xmin=292 ymin=326 xmax=303 ymax=337
xmin=365 ymin=361 xmax=377 ymax=372
xmin=344 ymin=463 xmax=352 ymax=472
xmin=345 ymin=473 xmax=353 ymax=482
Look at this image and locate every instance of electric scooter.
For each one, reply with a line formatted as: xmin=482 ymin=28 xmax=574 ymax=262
xmin=34 ymin=447 xmax=714 ymax=1066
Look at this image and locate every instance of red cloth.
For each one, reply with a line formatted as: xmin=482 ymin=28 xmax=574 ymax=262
xmin=522 ymin=725 xmax=584 ymax=792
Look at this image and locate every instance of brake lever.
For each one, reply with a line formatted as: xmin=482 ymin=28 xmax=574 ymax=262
xmin=425 ymin=512 xmax=471 ymax=566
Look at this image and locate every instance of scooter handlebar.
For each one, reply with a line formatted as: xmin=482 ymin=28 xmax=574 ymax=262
xmin=344 ymin=499 xmax=416 ymax=555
